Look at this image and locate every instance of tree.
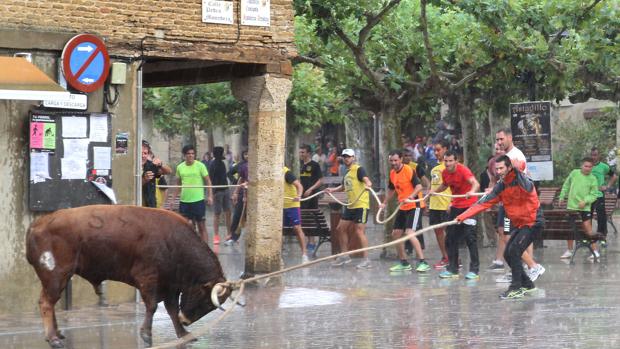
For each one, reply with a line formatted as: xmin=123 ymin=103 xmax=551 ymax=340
xmin=143 ymin=82 xmax=247 ymax=147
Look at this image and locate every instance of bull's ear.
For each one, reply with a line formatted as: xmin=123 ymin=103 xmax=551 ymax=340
xmin=203 ymin=280 xmax=217 ymax=290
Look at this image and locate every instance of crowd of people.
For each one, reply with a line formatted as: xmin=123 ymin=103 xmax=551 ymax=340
xmin=141 ymin=126 xmax=617 ymax=300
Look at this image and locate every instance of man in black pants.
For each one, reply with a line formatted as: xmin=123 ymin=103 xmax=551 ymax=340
xmin=590 ymin=147 xmax=617 ymax=243
xmin=428 ymin=151 xmax=481 ymax=280
xmin=299 ymin=144 xmax=323 ymax=253
xmin=225 ymin=150 xmax=248 ymax=245
xmin=456 ymin=155 xmax=542 ymax=299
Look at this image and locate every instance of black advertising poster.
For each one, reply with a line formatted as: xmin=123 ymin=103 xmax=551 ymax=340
xmin=509 ymin=101 xmax=553 ymax=180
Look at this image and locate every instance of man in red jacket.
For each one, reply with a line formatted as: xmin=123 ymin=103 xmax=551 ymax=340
xmin=456 ymin=155 xmax=543 ymax=299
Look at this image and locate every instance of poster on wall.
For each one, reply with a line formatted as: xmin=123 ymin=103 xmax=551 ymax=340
xmin=509 ymin=101 xmax=553 ymax=181
xmin=30 ymin=114 xmax=57 ymax=151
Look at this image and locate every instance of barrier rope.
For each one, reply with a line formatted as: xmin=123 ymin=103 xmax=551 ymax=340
xmin=151 ymin=219 xmax=459 ymax=349
xmin=159 ymin=181 xmax=485 ymax=226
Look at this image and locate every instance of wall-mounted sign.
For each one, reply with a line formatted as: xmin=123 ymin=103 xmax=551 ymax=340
xmin=202 ymin=0 xmax=234 ymax=24
xmin=61 ymin=34 xmax=110 ymax=93
xmin=43 ymin=93 xmax=87 ymax=110
xmin=241 ymin=0 xmax=270 ymax=27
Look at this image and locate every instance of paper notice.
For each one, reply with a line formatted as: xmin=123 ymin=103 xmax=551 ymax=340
xmin=30 ymin=152 xmax=51 ymax=183
xmin=61 ymin=158 xmax=87 ymax=179
xmin=63 ymin=138 xmax=89 ymax=159
xmin=43 ymin=123 xmax=56 ymax=149
xmin=30 ymin=122 xmax=43 ymax=149
xmin=91 ymin=181 xmax=117 ymax=204
xmin=93 ymin=146 xmax=111 ymax=169
xmin=62 ymin=116 xmax=87 ymax=138
xmin=89 ymin=114 xmax=108 ymax=142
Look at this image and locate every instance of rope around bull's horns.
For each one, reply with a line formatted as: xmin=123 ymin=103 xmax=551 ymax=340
xmin=150 ymin=218 xmax=459 ymax=349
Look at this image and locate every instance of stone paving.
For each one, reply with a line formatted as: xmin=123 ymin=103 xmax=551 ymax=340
xmin=2 ymin=214 xmax=620 ymax=349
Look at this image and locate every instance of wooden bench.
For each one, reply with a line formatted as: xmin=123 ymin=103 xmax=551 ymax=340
xmin=283 ymin=208 xmax=331 ymax=257
xmin=542 ymin=209 xmax=602 ymax=263
xmin=537 ymin=187 xmax=559 ymax=208
xmin=596 ymin=193 xmax=618 ymax=235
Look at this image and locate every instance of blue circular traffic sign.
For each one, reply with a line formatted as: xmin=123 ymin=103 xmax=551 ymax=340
xmin=62 ymin=34 xmax=110 ymax=93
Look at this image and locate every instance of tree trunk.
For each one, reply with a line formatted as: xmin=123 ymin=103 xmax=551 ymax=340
xmin=378 ymin=102 xmax=402 ymax=249
xmin=285 ymin=107 xmax=300 ymax=174
xmin=344 ymin=113 xmax=377 ymax=184
xmin=449 ymin=93 xmax=480 ymax=174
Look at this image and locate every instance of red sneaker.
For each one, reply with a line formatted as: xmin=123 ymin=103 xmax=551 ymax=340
xmin=433 ymin=257 xmax=448 ymax=269
xmin=213 ymin=235 xmax=221 ymax=245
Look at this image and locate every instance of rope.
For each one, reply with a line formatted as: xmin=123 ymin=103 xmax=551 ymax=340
xmin=152 ymin=218 xmax=460 ymax=348
xmin=149 ymin=282 xmax=246 ymax=349
xmin=157 ymin=184 xmax=246 ymax=189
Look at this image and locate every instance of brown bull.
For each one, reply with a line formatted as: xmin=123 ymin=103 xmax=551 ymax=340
xmin=26 ymin=205 xmax=231 ymax=348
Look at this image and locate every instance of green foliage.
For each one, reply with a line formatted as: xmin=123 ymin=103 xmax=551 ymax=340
xmin=550 ymin=107 xmax=619 ymax=186
xmin=288 ymin=63 xmax=347 ymax=133
xmin=143 ymin=83 xmax=247 ymax=138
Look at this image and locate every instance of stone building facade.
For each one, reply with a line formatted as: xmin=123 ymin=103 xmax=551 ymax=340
xmin=0 ymin=0 xmax=295 ymax=314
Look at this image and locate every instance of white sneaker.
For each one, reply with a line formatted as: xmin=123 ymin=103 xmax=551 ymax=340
xmin=301 ymin=254 xmax=310 ymax=264
xmin=560 ymin=250 xmax=573 ymax=259
xmin=587 ymin=250 xmax=601 ymax=260
xmin=356 ymin=259 xmax=372 ymax=269
xmin=528 ymin=264 xmax=545 ymax=282
xmin=495 ymin=273 xmax=512 ymax=283
xmin=331 ymin=255 xmax=352 ymax=267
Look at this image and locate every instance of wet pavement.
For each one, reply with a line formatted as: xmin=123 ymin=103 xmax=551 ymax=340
xmin=3 ymin=214 xmax=620 ymax=349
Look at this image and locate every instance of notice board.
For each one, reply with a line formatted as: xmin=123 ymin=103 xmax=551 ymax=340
xmin=29 ymin=111 xmax=114 ymax=211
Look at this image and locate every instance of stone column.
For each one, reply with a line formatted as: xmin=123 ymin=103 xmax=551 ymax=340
xmin=232 ymin=74 xmax=292 ymax=275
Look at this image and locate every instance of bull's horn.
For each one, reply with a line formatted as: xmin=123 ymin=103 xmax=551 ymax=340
xmin=211 ymin=284 xmax=227 ymax=311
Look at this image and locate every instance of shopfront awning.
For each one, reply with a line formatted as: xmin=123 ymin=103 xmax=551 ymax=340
xmin=0 ymin=57 xmax=70 ymax=101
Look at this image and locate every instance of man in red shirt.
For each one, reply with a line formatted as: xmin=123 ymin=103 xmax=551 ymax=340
xmin=455 ymin=155 xmax=542 ymax=299
xmin=428 ymin=150 xmax=480 ymax=279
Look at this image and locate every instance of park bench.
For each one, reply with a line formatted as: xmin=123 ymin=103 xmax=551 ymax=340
xmin=593 ymin=193 xmax=618 ymax=235
xmin=541 ymin=208 xmax=602 ymax=263
xmin=283 ymin=208 xmax=331 ymax=257
xmin=537 ymin=187 xmax=559 ymax=208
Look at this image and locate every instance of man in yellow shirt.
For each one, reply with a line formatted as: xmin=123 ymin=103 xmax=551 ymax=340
xmin=325 ymin=149 xmax=373 ymax=269
xmin=283 ymin=167 xmax=309 ymax=263
xmin=429 ymin=140 xmax=450 ymax=269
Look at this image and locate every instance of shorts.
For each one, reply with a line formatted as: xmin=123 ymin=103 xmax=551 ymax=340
xmin=283 ymin=207 xmax=301 ymax=227
xmin=429 ymin=209 xmax=448 ymax=225
xmin=497 ymin=206 xmax=511 ymax=234
xmin=341 ymin=208 xmax=368 ymax=224
xmin=213 ymin=190 xmax=231 ymax=214
xmin=179 ymin=200 xmax=206 ymax=221
xmin=394 ymin=208 xmax=423 ymax=231
xmin=579 ymin=210 xmax=592 ymax=221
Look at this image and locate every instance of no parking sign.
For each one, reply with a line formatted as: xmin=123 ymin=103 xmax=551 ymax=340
xmin=61 ymin=34 xmax=110 ymax=93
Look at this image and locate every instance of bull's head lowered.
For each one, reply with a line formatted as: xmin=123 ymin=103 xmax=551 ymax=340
xmin=178 ymin=279 xmax=231 ymax=326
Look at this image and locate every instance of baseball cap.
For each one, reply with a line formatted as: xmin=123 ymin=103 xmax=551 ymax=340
xmin=341 ymin=149 xmax=355 ymax=157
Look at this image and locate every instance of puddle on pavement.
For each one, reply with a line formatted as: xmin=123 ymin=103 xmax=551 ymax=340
xmin=278 ymin=287 xmax=344 ymax=308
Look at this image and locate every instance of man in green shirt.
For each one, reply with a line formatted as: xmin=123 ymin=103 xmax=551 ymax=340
xmin=590 ymin=147 xmax=617 ymax=239
xmin=176 ymin=145 xmax=214 ymax=243
xmin=558 ymin=157 xmax=602 ymax=259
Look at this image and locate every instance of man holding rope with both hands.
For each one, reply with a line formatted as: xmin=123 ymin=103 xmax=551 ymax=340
xmin=428 ymin=150 xmax=481 ymax=280
xmin=381 ymin=150 xmax=431 ymax=273
xmin=325 ymin=149 xmax=373 ymax=269
xmin=455 ymin=154 xmax=543 ymax=299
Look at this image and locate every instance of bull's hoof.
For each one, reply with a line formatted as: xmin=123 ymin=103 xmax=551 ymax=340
xmin=47 ymin=337 xmax=64 ymax=348
xmin=139 ymin=328 xmax=152 ymax=346
xmin=180 ymin=332 xmax=197 ymax=342
xmin=57 ymin=330 xmax=66 ymax=339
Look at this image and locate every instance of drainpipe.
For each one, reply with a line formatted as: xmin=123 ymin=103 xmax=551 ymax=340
xmin=136 ymin=64 xmax=143 ymax=207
